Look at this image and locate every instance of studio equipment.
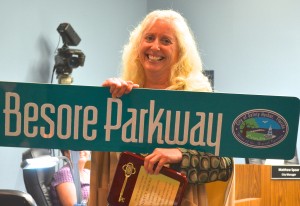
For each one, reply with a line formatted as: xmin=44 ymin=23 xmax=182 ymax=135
xmin=53 ymin=23 xmax=85 ymax=84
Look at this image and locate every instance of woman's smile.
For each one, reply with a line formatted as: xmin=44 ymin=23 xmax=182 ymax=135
xmin=147 ymin=54 xmax=164 ymax=62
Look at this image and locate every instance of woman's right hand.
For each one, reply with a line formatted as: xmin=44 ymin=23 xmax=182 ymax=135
xmin=102 ymin=78 xmax=139 ymax=98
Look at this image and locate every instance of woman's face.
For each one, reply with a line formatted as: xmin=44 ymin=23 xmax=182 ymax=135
xmin=138 ymin=19 xmax=179 ymax=76
xmin=64 ymin=150 xmax=90 ymax=163
xmin=79 ymin=150 xmax=90 ymax=163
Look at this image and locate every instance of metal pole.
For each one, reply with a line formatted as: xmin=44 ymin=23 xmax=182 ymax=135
xmin=58 ymin=74 xmax=82 ymax=205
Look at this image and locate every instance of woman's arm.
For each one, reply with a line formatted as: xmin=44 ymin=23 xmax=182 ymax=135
xmin=52 ymin=166 xmax=78 ymax=206
xmin=170 ymin=148 xmax=234 ymax=184
xmin=143 ymin=148 xmax=233 ymax=184
xmin=56 ymin=182 xmax=77 ymax=206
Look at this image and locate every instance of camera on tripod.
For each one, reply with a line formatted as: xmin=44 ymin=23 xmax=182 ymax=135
xmin=54 ymin=23 xmax=85 ymax=83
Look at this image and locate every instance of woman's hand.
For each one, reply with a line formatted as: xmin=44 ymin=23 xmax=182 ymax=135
xmin=144 ymin=148 xmax=182 ymax=175
xmin=102 ymin=78 xmax=139 ymax=98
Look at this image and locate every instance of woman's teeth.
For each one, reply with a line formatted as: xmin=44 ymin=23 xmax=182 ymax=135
xmin=148 ymin=55 xmax=163 ymax=61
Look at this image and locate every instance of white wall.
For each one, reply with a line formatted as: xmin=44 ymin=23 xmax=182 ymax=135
xmin=147 ymin=0 xmax=300 ymax=163
xmin=0 ymin=0 xmax=299 ymax=191
xmin=0 ymin=0 xmax=146 ymax=191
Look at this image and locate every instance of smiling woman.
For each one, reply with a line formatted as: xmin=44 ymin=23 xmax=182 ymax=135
xmin=137 ymin=19 xmax=179 ymax=87
xmin=90 ymin=10 xmax=234 ymax=206
xmin=120 ymin=10 xmax=212 ymax=93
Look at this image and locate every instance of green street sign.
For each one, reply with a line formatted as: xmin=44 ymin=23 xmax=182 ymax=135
xmin=0 ymin=81 xmax=299 ymax=159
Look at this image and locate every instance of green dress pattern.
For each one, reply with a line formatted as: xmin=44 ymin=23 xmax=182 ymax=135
xmin=170 ymin=148 xmax=234 ymax=184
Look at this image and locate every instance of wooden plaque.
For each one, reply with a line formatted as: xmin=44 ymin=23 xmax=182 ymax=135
xmin=107 ymin=152 xmax=188 ymax=206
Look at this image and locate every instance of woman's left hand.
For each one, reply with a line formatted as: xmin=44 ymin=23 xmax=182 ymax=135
xmin=144 ymin=148 xmax=182 ymax=175
xmin=102 ymin=78 xmax=139 ymax=98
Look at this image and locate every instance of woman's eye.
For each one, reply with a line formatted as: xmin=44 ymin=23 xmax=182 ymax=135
xmin=145 ymin=35 xmax=154 ymax=42
xmin=161 ymin=38 xmax=171 ymax=45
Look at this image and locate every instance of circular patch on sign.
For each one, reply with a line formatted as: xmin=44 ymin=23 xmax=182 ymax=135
xmin=232 ymin=109 xmax=289 ymax=148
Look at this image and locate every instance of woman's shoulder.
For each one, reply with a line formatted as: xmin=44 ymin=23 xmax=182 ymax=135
xmin=186 ymin=72 xmax=213 ymax=92
xmin=56 ymin=165 xmax=71 ymax=175
xmin=52 ymin=165 xmax=73 ymax=184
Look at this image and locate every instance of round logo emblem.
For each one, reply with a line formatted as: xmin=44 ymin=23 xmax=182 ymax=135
xmin=232 ymin=109 xmax=289 ymax=148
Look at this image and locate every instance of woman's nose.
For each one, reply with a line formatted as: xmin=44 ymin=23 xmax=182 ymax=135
xmin=150 ymin=40 xmax=160 ymax=50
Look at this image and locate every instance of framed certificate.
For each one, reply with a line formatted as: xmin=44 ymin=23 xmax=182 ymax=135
xmin=107 ymin=152 xmax=188 ymax=206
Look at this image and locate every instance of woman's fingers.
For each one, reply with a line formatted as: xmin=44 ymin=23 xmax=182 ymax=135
xmin=144 ymin=148 xmax=182 ymax=175
xmin=124 ymin=81 xmax=139 ymax=94
xmin=102 ymin=78 xmax=139 ymax=98
xmin=144 ymin=153 xmax=168 ymax=175
xmin=144 ymin=153 xmax=160 ymax=174
xmin=153 ymin=158 xmax=168 ymax=175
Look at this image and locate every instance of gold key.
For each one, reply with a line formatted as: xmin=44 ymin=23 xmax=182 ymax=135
xmin=118 ymin=162 xmax=136 ymax=202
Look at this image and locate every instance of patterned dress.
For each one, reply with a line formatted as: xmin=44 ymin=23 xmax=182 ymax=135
xmin=50 ymin=165 xmax=90 ymax=206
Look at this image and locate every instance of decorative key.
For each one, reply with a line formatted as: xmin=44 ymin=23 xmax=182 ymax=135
xmin=118 ymin=162 xmax=136 ymax=203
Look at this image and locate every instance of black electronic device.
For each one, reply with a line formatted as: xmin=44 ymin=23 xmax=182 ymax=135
xmin=52 ymin=23 xmax=85 ymax=84
xmin=57 ymin=23 xmax=81 ymax=46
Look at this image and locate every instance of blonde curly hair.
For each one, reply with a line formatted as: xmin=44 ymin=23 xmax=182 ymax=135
xmin=121 ymin=9 xmax=212 ymax=92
